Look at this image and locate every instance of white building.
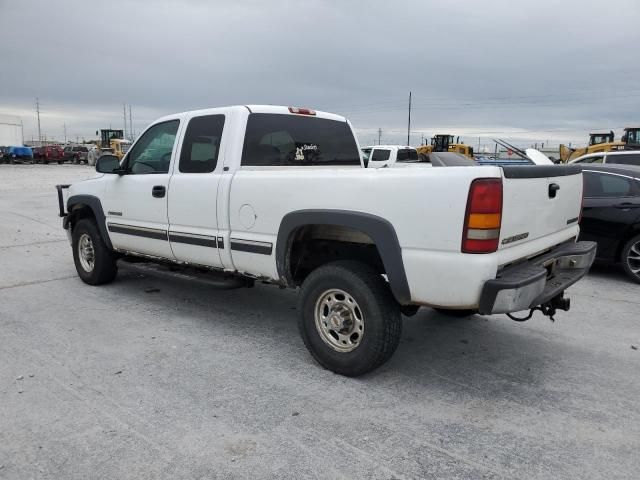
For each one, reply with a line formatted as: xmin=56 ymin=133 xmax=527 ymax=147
xmin=0 ymin=114 xmax=24 ymax=146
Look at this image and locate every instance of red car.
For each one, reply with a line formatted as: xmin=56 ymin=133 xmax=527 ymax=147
xmin=36 ymin=145 xmax=65 ymax=164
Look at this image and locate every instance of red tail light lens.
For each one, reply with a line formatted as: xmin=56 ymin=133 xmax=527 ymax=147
xmin=462 ymin=178 xmax=503 ymax=253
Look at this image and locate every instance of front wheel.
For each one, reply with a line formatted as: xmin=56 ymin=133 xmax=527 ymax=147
xmin=621 ymin=234 xmax=640 ymax=283
xmin=298 ymin=261 xmax=402 ymax=377
xmin=72 ymin=219 xmax=118 ymax=285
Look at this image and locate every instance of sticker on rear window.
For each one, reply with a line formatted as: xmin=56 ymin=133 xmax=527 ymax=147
xmin=293 ymin=143 xmax=319 ymax=162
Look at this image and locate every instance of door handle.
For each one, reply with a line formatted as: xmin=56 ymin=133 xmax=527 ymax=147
xmin=548 ymin=183 xmax=560 ymax=198
xmin=152 ymin=185 xmax=166 ymax=198
xmin=614 ymin=202 xmax=640 ymax=209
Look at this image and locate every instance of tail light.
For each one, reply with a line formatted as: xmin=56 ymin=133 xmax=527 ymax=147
xmin=288 ymin=107 xmax=316 ymax=116
xmin=462 ymin=178 xmax=503 ymax=253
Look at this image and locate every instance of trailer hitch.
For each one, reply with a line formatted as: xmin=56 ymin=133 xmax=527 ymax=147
xmin=507 ymin=293 xmax=571 ymax=322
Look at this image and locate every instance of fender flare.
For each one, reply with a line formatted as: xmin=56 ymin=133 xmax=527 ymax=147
xmin=66 ymin=195 xmax=113 ymax=250
xmin=276 ymin=209 xmax=411 ymax=305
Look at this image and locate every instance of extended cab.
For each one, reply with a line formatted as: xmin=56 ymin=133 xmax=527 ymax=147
xmin=57 ymin=105 xmax=596 ymax=376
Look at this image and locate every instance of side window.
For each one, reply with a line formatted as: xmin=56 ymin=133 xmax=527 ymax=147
xmin=126 ymin=120 xmax=179 ymax=174
xmin=607 ymin=154 xmax=640 ymax=166
xmin=179 ymin=115 xmax=225 ymax=173
xmin=396 ymin=149 xmax=419 ymax=162
xmin=372 ymin=149 xmax=391 ymax=161
xmin=583 ymin=172 xmax=633 ymax=197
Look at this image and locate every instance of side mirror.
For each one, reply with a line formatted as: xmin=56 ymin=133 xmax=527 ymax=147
xmin=96 ymin=155 xmax=124 ymax=174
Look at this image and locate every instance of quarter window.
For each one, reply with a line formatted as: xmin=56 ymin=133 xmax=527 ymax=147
xmin=179 ymin=115 xmax=225 ymax=173
xmin=125 ymin=120 xmax=179 ymax=174
xmin=583 ymin=172 xmax=634 ymax=197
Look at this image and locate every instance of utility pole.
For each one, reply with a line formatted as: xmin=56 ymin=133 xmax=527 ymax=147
xmin=63 ymin=123 xmax=67 ymax=143
xmin=36 ymin=98 xmax=42 ymax=144
xmin=129 ymin=105 xmax=133 ymax=140
xmin=123 ymin=104 xmax=128 ymax=140
xmin=378 ymin=128 xmax=382 ymax=145
xmin=407 ymin=91 xmax=412 ymax=146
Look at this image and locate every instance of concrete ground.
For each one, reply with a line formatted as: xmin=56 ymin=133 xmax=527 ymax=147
xmin=0 ymin=164 xmax=638 ymax=479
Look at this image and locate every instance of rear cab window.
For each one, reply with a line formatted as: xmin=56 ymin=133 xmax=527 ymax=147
xmin=241 ymin=113 xmax=360 ymax=166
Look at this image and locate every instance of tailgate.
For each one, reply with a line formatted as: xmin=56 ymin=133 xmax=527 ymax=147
xmin=499 ymin=165 xmax=582 ymax=250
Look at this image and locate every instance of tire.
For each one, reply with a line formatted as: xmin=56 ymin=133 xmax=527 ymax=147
xmin=298 ymin=260 xmax=402 ymax=377
xmin=58 ymin=161 xmax=63 ymax=164
xmin=72 ymin=219 xmax=118 ymax=285
xmin=621 ymin=234 xmax=640 ymax=283
xmin=433 ymin=308 xmax=477 ymax=317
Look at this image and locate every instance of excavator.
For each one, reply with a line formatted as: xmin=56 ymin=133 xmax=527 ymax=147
xmin=559 ymin=127 xmax=640 ymax=162
xmin=416 ymin=134 xmax=474 ymax=161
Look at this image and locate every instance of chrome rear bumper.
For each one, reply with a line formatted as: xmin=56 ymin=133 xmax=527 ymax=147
xmin=479 ymin=241 xmax=597 ymax=315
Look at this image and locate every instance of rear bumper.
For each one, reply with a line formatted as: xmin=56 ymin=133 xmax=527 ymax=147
xmin=478 ymin=241 xmax=597 ymax=314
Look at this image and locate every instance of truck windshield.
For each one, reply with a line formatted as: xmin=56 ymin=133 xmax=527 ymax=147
xmin=242 ymin=113 xmax=360 ymax=166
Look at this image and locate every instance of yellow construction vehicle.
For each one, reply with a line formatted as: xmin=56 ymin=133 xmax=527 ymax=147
xmin=559 ymin=127 xmax=640 ymax=163
xmin=416 ymin=134 xmax=474 ymax=160
xmin=96 ymin=129 xmax=132 ymax=160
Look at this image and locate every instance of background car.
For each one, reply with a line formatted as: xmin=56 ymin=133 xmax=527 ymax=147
xmin=36 ymin=145 xmax=65 ymax=164
xmin=62 ymin=145 xmax=90 ymax=164
xmin=570 ymin=150 xmax=640 ymax=166
xmin=2 ymin=146 xmax=33 ymax=164
xmin=578 ymin=164 xmax=640 ymax=282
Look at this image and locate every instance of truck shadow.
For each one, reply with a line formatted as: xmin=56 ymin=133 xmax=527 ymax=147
xmin=113 ymin=264 xmax=574 ymax=403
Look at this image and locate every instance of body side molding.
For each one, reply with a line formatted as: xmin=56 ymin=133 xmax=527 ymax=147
xmin=276 ymin=209 xmax=411 ymax=305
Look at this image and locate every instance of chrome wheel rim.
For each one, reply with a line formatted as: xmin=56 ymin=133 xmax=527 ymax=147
xmin=78 ymin=233 xmax=95 ymax=272
xmin=627 ymin=241 xmax=640 ymax=277
xmin=314 ymin=289 xmax=364 ymax=353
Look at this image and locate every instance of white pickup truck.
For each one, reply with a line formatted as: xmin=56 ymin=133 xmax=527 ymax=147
xmin=57 ymin=105 xmax=596 ymax=376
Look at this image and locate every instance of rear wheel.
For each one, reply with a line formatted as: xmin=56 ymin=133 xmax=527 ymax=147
xmin=298 ymin=261 xmax=402 ymax=377
xmin=621 ymin=234 xmax=640 ymax=283
xmin=72 ymin=219 xmax=118 ymax=285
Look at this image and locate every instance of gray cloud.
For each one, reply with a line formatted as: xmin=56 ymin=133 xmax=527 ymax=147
xmin=1 ymin=0 xmax=639 ymax=150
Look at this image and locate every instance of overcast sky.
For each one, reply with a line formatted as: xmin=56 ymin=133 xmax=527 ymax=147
xmin=1 ymin=0 xmax=639 ymax=151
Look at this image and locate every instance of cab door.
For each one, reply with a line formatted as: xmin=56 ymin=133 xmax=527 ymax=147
xmin=102 ymin=119 xmax=181 ymax=259
xmin=167 ymin=111 xmax=230 ymax=268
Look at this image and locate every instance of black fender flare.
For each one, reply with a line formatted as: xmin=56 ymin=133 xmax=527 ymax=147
xmin=66 ymin=195 xmax=112 ymax=250
xmin=276 ymin=209 xmax=411 ymax=305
